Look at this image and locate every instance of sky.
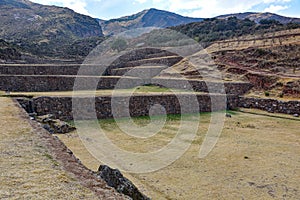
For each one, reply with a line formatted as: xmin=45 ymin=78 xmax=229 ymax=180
xmin=30 ymin=0 xmax=300 ymax=20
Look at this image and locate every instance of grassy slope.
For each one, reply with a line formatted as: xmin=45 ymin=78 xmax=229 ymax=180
xmin=0 ymin=0 xmax=103 ymax=60
xmin=0 ymin=97 xmax=99 ymax=199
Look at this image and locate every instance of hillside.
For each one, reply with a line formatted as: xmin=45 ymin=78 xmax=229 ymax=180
xmin=172 ymin=17 xmax=300 ymax=47
xmin=159 ymin=27 xmax=300 ymax=98
xmin=100 ymin=8 xmax=203 ymax=36
xmin=217 ymin=12 xmax=300 ymax=24
xmin=0 ymin=0 xmax=103 ymax=60
xmin=0 ymin=39 xmax=22 ymax=62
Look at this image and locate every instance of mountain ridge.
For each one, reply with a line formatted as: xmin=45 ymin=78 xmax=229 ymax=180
xmin=99 ymin=8 xmax=300 ymax=36
xmin=1 ymin=0 xmax=300 ymax=63
xmin=99 ymin=8 xmax=204 ymax=36
xmin=217 ymin=12 xmax=300 ymax=24
xmin=0 ymin=0 xmax=103 ymax=59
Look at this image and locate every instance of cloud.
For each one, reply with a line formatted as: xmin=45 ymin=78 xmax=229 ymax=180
xmin=263 ymin=0 xmax=291 ymax=3
xmin=31 ymin=0 xmax=294 ymax=19
xmin=134 ymin=0 xmax=148 ymax=3
xmin=134 ymin=0 xmax=293 ymax=18
xmin=31 ymin=0 xmax=93 ymax=16
xmin=263 ymin=4 xmax=289 ymax=13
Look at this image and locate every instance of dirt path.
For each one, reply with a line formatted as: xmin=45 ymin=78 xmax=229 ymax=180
xmin=0 ymin=97 xmax=126 ymax=200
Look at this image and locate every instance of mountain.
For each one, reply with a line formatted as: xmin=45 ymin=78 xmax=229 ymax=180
xmin=172 ymin=16 xmax=300 ymax=47
xmin=217 ymin=12 xmax=300 ymax=24
xmin=99 ymin=8 xmax=204 ymax=36
xmin=0 ymin=0 xmax=103 ymax=59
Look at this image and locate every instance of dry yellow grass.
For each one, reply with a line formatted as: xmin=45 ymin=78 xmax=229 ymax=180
xmin=0 ymin=97 xmax=99 ymax=199
xmin=56 ymin=110 xmax=300 ymax=199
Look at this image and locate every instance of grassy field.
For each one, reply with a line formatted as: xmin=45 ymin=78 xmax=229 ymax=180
xmin=56 ymin=109 xmax=300 ymax=199
xmin=0 ymin=97 xmax=100 ymax=199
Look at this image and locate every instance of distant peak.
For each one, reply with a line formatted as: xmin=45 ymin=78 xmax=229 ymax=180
xmin=145 ymin=8 xmax=169 ymax=13
xmin=148 ymin=8 xmax=159 ymax=11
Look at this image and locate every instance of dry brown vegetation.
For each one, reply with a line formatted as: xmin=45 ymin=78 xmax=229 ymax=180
xmin=0 ymin=97 xmax=99 ymax=199
xmin=159 ymin=28 xmax=300 ymax=99
xmin=56 ymin=110 xmax=300 ymax=199
xmin=0 ymin=97 xmax=127 ymax=199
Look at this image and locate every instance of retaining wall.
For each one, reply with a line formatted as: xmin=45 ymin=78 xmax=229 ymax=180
xmin=0 ymin=75 xmax=143 ymax=92
xmin=151 ymin=78 xmax=253 ymax=95
xmin=0 ymin=74 xmax=253 ymax=95
xmin=17 ymin=94 xmax=239 ymax=121
xmin=17 ymin=95 xmax=300 ymax=121
xmin=0 ymin=64 xmax=81 ymax=75
xmin=239 ymin=97 xmax=300 ymax=115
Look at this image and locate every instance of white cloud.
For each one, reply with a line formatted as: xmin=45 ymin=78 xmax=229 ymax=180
xmin=134 ymin=0 xmax=148 ymax=3
xmin=263 ymin=0 xmax=291 ymax=3
xmin=263 ymin=4 xmax=289 ymax=13
xmin=31 ymin=0 xmax=294 ymax=19
xmin=31 ymin=0 xmax=93 ymax=16
xmin=134 ymin=0 xmax=293 ymax=18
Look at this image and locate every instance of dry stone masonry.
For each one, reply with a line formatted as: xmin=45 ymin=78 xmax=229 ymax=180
xmin=18 ymin=94 xmax=239 ymax=121
xmin=239 ymin=97 xmax=300 ymax=115
xmin=2 ymin=63 xmax=299 ymax=119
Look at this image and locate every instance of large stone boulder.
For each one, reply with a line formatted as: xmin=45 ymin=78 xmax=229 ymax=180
xmin=36 ymin=114 xmax=76 ymax=134
xmin=97 ymin=165 xmax=150 ymax=200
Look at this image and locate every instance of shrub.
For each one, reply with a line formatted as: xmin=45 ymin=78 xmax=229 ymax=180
xmin=279 ymin=93 xmax=284 ymax=98
xmin=264 ymin=91 xmax=270 ymax=96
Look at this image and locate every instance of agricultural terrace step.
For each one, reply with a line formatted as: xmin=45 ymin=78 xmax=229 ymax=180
xmin=17 ymin=94 xmax=238 ymax=120
xmin=0 ymin=74 xmax=253 ymax=95
xmin=111 ymin=66 xmax=168 ymax=77
xmin=0 ymin=64 xmax=82 ymax=75
xmin=105 ymin=56 xmax=183 ymax=76
xmin=0 ymin=54 xmax=182 ymax=76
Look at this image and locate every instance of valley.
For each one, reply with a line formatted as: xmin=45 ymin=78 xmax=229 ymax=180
xmin=0 ymin=0 xmax=299 ymax=199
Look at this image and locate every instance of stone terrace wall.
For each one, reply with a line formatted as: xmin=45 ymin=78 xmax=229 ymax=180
xmin=0 ymin=64 xmax=81 ymax=75
xmin=0 ymin=74 xmax=253 ymax=95
xmin=0 ymin=64 xmax=110 ymax=75
xmin=18 ymin=94 xmax=239 ymax=121
xmin=17 ymin=95 xmax=299 ymax=121
xmin=0 ymin=75 xmax=143 ymax=92
xmin=152 ymin=78 xmax=253 ymax=95
xmin=239 ymin=97 xmax=300 ymax=115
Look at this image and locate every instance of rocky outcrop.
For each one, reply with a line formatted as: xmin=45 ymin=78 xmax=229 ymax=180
xmin=97 ymin=165 xmax=150 ymax=200
xmin=36 ymin=114 xmax=76 ymax=134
